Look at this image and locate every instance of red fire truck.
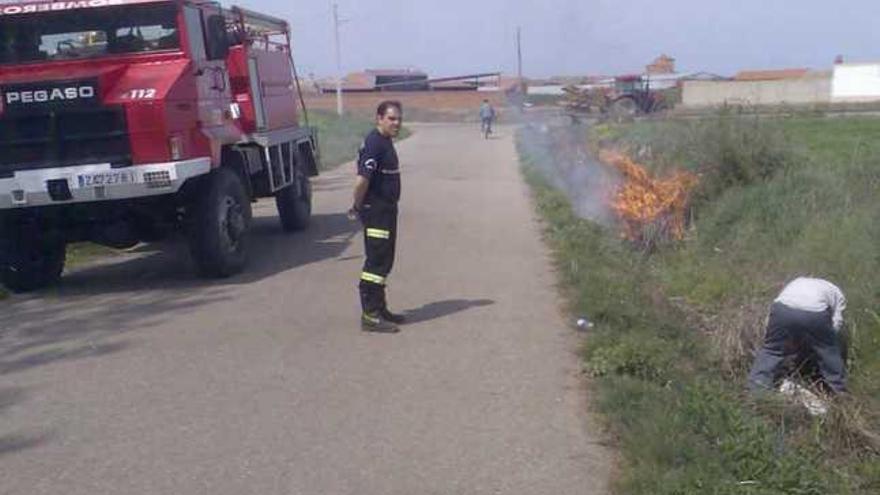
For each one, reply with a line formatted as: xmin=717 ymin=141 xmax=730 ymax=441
xmin=0 ymin=0 xmax=320 ymax=291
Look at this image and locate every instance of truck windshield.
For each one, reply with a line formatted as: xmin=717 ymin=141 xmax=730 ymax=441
xmin=0 ymin=3 xmax=180 ymax=65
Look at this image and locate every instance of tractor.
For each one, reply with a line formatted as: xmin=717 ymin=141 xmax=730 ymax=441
xmin=607 ymin=75 xmax=668 ymax=119
xmin=562 ymin=75 xmax=668 ymax=123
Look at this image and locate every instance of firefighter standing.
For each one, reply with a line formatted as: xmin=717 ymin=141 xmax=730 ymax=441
xmin=349 ymin=101 xmax=406 ymax=333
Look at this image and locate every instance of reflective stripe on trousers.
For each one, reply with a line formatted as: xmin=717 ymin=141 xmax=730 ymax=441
xmin=359 ymin=202 xmax=398 ymax=314
xmin=361 ymin=271 xmax=386 ymax=285
xmin=366 ymin=228 xmax=391 ymax=239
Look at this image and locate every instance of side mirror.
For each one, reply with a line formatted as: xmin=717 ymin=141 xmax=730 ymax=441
xmin=205 ymin=14 xmax=229 ymax=61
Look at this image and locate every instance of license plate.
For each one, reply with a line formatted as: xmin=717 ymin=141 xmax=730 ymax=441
xmin=77 ymin=171 xmax=137 ymax=188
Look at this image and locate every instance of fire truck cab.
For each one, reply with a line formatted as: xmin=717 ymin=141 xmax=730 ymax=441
xmin=0 ymin=0 xmax=320 ymax=291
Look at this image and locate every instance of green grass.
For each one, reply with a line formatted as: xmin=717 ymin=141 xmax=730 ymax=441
xmin=65 ymin=242 xmax=120 ymax=268
xmin=517 ymin=114 xmax=880 ymax=494
xmin=612 ymin=117 xmax=880 ymax=383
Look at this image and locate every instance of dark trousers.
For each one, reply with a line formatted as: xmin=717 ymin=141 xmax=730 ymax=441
xmin=359 ymin=201 xmax=398 ymax=314
xmin=748 ymin=302 xmax=847 ymax=393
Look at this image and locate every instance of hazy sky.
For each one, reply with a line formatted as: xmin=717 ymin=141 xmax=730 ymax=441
xmin=3 ymin=0 xmax=878 ymax=77
xmin=247 ymin=0 xmax=879 ymax=79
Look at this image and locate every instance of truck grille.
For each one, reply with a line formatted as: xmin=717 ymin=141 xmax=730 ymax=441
xmin=0 ymin=107 xmax=131 ymax=178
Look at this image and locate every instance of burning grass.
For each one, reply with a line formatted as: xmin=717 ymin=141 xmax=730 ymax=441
xmin=599 ymin=150 xmax=698 ymax=250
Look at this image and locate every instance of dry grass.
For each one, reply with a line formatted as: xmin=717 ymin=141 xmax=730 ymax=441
xmin=827 ymin=398 xmax=880 ymax=455
xmin=713 ymin=303 xmax=767 ymax=377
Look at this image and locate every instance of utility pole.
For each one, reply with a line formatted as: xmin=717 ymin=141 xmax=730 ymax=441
xmin=332 ymin=2 xmax=344 ymax=116
xmin=516 ymin=26 xmax=523 ymax=87
xmin=515 ymin=26 xmax=525 ymax=109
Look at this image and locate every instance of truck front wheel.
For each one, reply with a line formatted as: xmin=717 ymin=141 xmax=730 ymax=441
xmin=275 ymin=173 xmax=312 ymax=232
xmin=0 ymin=237 xmax=66 ymax=293
xmin=187 ymin=167 xmax=252 ymax=278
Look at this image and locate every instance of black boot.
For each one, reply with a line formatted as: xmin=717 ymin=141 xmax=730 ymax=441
xmin=381 ymin=308 xmax=406 ymax=324
xmin=361 ymin=313 xmax=400 ymax=333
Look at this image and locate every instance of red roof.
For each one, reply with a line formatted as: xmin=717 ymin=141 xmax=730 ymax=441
xmin=341 ymin=72 xmax=377 ymax=90
xmin=734 ymin=68 xmax=810 ymax=81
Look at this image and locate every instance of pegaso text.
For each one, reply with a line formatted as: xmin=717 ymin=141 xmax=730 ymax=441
xmin=0 ymin=0 xmax=124 ymax=16
xmin=5 ymin=86 xmax=96 ymax=105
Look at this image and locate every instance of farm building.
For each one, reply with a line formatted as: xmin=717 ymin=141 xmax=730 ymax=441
xmin=831 ymin=62 xmax=880 ymax=103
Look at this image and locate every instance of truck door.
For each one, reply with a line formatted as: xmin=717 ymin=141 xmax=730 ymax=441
xmin=183 ymin=4 xmax=234 ymax=164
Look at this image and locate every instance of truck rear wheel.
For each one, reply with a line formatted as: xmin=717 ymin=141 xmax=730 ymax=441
xmin=187 ymin=167 xmax=252 ymax=278
xmin=0 ymin=237 xmax=66 ymax=293
xmin=275 ymin=174 xmax=311 ymax=232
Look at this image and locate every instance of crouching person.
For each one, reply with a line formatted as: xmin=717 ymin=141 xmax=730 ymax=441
xmin=748 ymin=277 xmax=848 ymax=394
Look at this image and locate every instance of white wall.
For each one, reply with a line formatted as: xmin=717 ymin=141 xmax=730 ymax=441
xmin=527 ymin=85 xmax=566 ymax=96
xmin=832 ymin=64 xmax=880 ymax=102
xmin=682 ymin=75 xmax=831 ymax=107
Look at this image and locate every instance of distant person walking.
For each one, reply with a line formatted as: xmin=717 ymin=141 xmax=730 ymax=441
xmin=748 ymin=277 xmax=848 ymax=394
xmin=479 ymin=99 xmax=495 ymax=138
xmin=349 ymin=101 xmax=406 ymax=333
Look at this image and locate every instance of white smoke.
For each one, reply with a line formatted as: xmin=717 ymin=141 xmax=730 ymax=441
xmin=518 ymin=118 xmax=619 ymax=226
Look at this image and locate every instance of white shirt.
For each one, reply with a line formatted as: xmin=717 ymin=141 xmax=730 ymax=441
xmin=775 ymin=277 xmax=846 ymax=331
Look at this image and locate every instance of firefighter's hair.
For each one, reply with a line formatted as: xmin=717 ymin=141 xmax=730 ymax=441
xmin=377 ymin=100 xmax=403 ymax=117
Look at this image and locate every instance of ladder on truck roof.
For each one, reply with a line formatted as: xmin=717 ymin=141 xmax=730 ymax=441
xmin=224 ymin=6 xmax=289 ymax=40
xmin=222 ymin=3 xmax=309 ymax=129
xmin=220 ymin=5 xmax=316 ymax=194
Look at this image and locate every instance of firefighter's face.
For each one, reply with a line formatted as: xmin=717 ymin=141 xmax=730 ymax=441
xmin=377 ymin=107 xmax=402 ymax=138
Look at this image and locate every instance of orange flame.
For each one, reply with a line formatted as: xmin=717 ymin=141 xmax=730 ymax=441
xmin=600 ymin=150 xmax=698 ymax=245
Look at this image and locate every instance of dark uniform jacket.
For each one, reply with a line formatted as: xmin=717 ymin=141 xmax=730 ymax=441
xmin=357 ymin=129 xmax=401 ymax=205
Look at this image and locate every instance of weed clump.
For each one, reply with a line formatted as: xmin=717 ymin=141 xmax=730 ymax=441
xmin=584 ymin=333 xmax=676 ymax=383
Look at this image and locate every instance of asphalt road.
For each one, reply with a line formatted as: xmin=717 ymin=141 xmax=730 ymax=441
xmin=0 ymin=123 xmax=611 ymax=494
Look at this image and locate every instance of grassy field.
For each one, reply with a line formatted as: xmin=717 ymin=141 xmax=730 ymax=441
xmin=518 ymin=114 xmax=880 ymax=494
xmin=307 ymin=109 xmax=412 ymax=169
xmin=307 ymin=110 xmax=380 ymax=170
